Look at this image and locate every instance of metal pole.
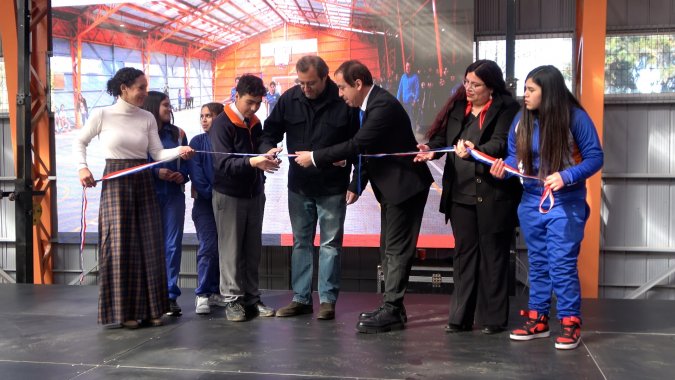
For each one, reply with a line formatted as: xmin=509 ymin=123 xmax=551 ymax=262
xmin=15 ymin=0 xmax=34 ymax=283
xmin=505 ymin=0 xmax=517 ymax=96
xmin=396 ymin=0 xmax=405 ymax=67
xmin=432 ymin=0 xmax=443 ymax=79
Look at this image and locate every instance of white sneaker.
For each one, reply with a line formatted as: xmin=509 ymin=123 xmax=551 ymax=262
xmin=208 ymin=293 xmax=228 ymax=307
xmin=195 ymin=295 xmax=211 ymax=315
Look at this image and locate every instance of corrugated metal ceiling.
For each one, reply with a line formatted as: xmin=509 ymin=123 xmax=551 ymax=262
xmin=53 ymin=0 xmax=397 ymax=52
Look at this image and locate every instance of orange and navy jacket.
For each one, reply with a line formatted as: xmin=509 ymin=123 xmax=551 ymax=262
xmin=209 ymin=106 xmax=265 ymax=198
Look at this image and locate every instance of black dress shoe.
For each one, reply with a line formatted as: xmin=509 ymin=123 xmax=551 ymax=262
xmin=356 ymin=308 xmax=405 ymax=334
xmin=444 ymin=323 xmax=472 ymax=333
xmin=482 ymin=325 xmax=506 ymax=335
xmin=359 ymin=304 xmax=408 ymax=323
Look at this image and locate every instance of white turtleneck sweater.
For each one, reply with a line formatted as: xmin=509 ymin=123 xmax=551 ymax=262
xmin=73 ymin=97 xmax=182 ymax=170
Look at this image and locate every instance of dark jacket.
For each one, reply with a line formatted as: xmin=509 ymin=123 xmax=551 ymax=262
xmin=210 ymin=106 xmax=265 ymax=198
xmin=427 ymin=92 xmax=521 ymax=232
xmin=313 ymin=85 xmax=433 ymax=205
xmin=151 ymin=123 xmax=189 ymax=196
xmin=259 ymin=78 xmax=361 ymax=196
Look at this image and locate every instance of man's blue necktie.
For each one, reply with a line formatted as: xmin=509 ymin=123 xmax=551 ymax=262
xmin=357 ymin=109 xmax=365 ymax=193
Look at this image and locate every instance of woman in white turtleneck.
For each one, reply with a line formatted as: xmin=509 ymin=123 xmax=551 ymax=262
xmin=74 ymin=67 xmax=194 ymax=329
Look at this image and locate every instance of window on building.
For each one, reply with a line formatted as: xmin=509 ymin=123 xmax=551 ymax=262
xmin=476 ymin=37 xmax=574 ymax=96
xmin=0 ymin=59 xmax=8 ymax=113
xmin=605 ymin=33 xmax=675 ymax=94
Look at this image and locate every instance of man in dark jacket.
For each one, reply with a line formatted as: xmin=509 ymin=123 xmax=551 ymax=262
xmin=259 ymin=55 xmax=362 ymax=321
xmin=295 ymin=60 xmax=433 ymax=333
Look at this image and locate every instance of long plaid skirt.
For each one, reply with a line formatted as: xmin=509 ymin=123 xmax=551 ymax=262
xmin=98 ymin=159 xmax=168 ymax=324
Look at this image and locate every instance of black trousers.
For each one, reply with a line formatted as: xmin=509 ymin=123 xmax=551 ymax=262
xmin=448 ymin=202 xmax=512 ymax=328
xmin=379 ymin=188 xmax=429 ymax=310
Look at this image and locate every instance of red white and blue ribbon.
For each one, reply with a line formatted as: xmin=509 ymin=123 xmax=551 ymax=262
xmin=466 ymin=146 xmax=554 ymax=214
xmin=356 ymin=147 xmax=455 ymax=193
xmin=78 ymin=155 xmax=182 ymax=284
xmin=362 ymin=146 xmax=455 ymax=158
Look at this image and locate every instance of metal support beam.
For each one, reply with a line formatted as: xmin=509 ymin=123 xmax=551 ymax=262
xmin=30 ymin=0 xmax=55 ymax=284
xmin=15 ymin=0 xmax=35 ymax=284
xmin=574 ymin=0 xmax=606 ymax=298
xmin=70 ymin=37 xmax=82 ymax=127
xmin=78 ymin=4 xmax=124 ymax=37
xmin=1 ymin=0 xmax=54 ymax=284
xmin=505 ymin=0 xmax=517 ymax=96
xmin=431 ymin=0 xmax=443 ymax=81
xmin=396 ymin=0 xmax=405 ymax=66
xmin=627 ymin=265 xmax=675 ymax=299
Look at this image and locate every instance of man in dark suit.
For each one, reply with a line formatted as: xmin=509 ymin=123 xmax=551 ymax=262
xmin=295 ymin=60 xmax=433 ymax=333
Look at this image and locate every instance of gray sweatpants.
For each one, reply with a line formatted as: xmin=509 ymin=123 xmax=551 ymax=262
xmin=213 ymin=191 xmax=265 ymax=306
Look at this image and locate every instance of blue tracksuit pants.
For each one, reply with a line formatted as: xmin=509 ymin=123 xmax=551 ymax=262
xmin=158 ymin=192 xmax=185 ymax=300
xmin=517 ymin=190 xmax=589 ymax=318
xmin=192 ymin=197 xmax=220 ymax=296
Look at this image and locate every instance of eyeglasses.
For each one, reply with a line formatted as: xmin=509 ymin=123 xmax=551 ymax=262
xmin=463 ymin=79 xmax=485 ymax=90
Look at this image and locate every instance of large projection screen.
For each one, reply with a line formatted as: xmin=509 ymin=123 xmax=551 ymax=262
xmin=55 ymin=0 xmax=474 ymax=248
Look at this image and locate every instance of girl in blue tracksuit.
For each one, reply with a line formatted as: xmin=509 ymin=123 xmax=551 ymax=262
xmin=490 ymin=65 xmax=603 ymax=350
xmin=142 ymin=91 xmax=189 ymax=317
xmin=188 ymin=102 xmax=224 ymax=314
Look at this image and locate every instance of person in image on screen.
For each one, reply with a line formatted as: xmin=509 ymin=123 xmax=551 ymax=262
xmin=490 ymin=65 xmax=603 ymax=350
xmin=265 ymin=81 xmax=280 ymax=117
xmin=142 ymin=91 xmax=190 ymax=318
xmin=397 ymin=61 xmax=420 ymax=130
xmin=74 ymin=67 xmax=194 ymax=329
xmin=415 ymin=60 xmax=521 ymax=335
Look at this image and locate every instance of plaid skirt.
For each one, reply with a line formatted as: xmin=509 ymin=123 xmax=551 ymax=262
xmin=98 ymin=159 xmax=168 ymax=324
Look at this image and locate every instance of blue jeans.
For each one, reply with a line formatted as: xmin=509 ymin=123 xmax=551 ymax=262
xmin=288 ymin=190 xmax=346 ymax=305
xmin=158 ymin=191 xmax=185 ymax=301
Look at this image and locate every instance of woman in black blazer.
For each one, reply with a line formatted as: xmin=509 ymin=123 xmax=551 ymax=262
xmin=416 ymin=60 xmax=521 ymax=334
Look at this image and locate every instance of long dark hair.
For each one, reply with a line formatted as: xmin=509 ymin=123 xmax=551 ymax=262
xmin=426 ymin=60 xmax=511 ymax=139
xmin=516 ymin=65 xmax=583 ymax=177
xmin=142 ymin=90 xmax=179 ymax=141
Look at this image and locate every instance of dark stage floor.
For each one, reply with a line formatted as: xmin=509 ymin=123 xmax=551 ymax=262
xmin=0 ymin=284 xmax=673 ymax=379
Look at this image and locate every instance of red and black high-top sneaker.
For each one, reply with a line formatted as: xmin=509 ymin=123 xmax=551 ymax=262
xmin=509 ymin=309 xmax=550 ymax=341
xmin=555 ymin=316 xmax=582 ymax=350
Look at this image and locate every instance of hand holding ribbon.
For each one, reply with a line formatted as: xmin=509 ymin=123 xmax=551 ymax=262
xmin=544 ymin=172 xmax=565 ymax=192
xmin=250 ymin=155 xmax=281 ymax=173
xmin=294 ymin=151 xmax=313 ymax=168
xmin=178 ymin=145 xmax=196 ymax=159
xmin=79 ymin=168 xmax=96 ymax=188
xmin=475 ymin=148 xmax=555 ymax=214
xmin=455 ymin=139 xmax=474 ymax=159
xmin=414 ymin=144 xmax=434 ymax=162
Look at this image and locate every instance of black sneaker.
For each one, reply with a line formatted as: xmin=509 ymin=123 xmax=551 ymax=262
xmin=360 ymin=304 xmax=407 ymax=323
xmin=225 ymin=301 xmax=246 ymax=322
xmin=167 ymin=299 xmax=182 ymax=316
